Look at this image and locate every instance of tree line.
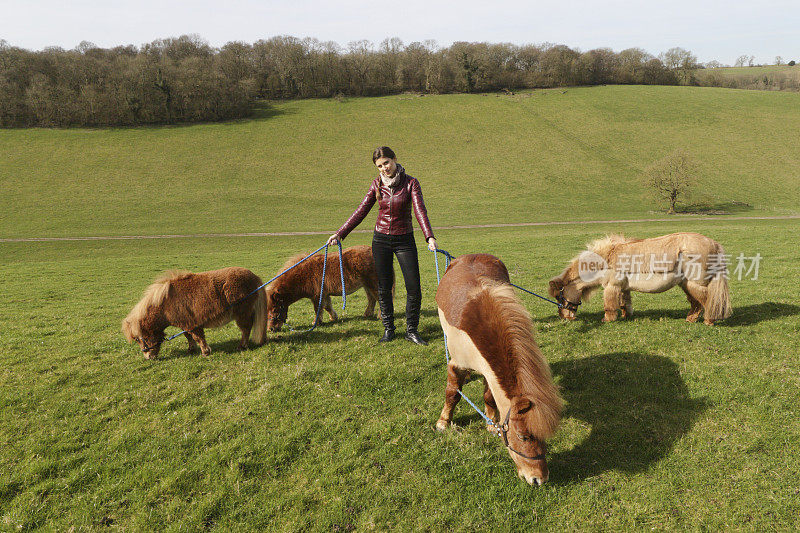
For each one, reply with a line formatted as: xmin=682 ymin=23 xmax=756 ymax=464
xmin=2 ymin=35 xmax=690 ymax=127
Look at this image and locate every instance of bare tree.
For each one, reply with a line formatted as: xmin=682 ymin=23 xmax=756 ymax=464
xmin=775 ymin=56 xmax=784 ymax=65
xmin=644 ymin=149 xmax=698 ymax=214
xmin=734 ymin=55 xmax=749 ymax=67
xmin=659 ymin=47 xmax=698 ymax=84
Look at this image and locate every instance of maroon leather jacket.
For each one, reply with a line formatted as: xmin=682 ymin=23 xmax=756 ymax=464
xmin=336 ymin=169 xmax=435 ymax=241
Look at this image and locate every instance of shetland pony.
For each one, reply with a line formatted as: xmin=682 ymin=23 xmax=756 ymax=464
xmin=266 ymin=245 xmax=389 ymax=332
xmin=549 ymin=232 xmax=732 ymax=324
xmin=122 ymin=267 xmax=267 ymax=359
xmin=435 ymin=254 xmax=563 ymax=485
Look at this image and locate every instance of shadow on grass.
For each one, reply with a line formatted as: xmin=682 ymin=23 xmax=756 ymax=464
xmin=249 ymin=101 xmax=291 ymax=122
xmin=156 ymin=307 xmax=451 ymax=358
xmin=545 ymin=301 xmax=800 ymax=331
xmin=717 ymin=302 xmax=800 ymax=326
xmin=565 ymin=308 xmax=692 ymax=332
xmin=676 ymin=200 xmax=753 ymax=215
xmin=549 ymin=352 xmax=707 ymax=483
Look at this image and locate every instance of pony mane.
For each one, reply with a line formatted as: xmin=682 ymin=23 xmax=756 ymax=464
xmin=122 ymin=270 xmax=189 ymax=340
xmin=587 ymin=234 xmax=634 ymax=260
xmin=480 ymin=279 xmax=563 ymax=439
xmin=267 ymin=252 xmax=308 ymax=292
xmin=280 ymin=252 xmax=309 ymax=273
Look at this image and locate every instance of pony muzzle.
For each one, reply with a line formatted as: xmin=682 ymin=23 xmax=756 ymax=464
xmin=519 ymin=470 xmax=548 ymax=486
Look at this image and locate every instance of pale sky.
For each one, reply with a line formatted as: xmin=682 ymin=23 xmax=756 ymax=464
xmin=2 ymin=0 xmax=797 ymax=66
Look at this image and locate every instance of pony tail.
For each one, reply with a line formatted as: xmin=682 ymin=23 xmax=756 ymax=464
xmin=253 ymin=287 xmax=268 ymax=344
xmin=706 ymin=244 xmax=732 ymax=321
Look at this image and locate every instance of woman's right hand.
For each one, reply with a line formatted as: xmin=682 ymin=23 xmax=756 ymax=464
xmin=327 ymin=234 xmax=339 ymax=246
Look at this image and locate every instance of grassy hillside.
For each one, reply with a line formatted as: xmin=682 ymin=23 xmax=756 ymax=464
xmin=2 ymin=85 xmax=799 ymax=239
xmin=695 ymin=65 xmax=800 ymax=91
xmin=1 ymin=219 xmax=799 ymax=530
xmin=699 ymin=65 xmax=800 ymax=76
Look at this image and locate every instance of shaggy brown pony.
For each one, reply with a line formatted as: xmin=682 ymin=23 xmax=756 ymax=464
xmin=549 ymin=232 xmax=732 ymax=324
xmin=435 ymin=254 xmax=563 ymax=485
xmin=122 ymin=267 xmax=267 ymax=359
xmin=266 ymin=245 xmax=389 ymax=331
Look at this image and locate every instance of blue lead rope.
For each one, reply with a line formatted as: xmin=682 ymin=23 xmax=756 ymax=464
xmin=164 ymin=240 xmax=345 ymax=343
xmin=431 ymin=247 xmax=500 ymax=431
xmin=307 ymin=241 xmax=347 ymax=332
xmin=509 ymin=282 xmax=563 ymax=308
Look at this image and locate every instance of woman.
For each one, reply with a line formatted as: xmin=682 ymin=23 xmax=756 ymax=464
xmin=328 ymin=147 xmax=438 ymax=345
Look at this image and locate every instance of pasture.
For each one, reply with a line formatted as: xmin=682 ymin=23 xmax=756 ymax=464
xmin=694 ymin=65 xmax=800 ymax=92
xmin=697 ymin=64 xmax=800 ymax=77
xmin=1 ymin=85 xmax=799 ymax=530
xmin=2 ymin=85 xmax=799 ymax=239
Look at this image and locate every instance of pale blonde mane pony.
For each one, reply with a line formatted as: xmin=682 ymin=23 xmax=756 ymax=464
xmin=554 ymin=234 xmax=636 ymax=299
xmin=121 ymin=270 xmax=190 ymax=341
xmin=481 ymin=280 xmax=563 ymax=439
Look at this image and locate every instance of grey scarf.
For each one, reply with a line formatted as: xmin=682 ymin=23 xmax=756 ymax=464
xmin=380 ymin=163 xmax=404 ymax=189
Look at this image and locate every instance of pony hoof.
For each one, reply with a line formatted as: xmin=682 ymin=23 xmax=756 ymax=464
xmin=435 ymin=420 xmax=450 ymax=432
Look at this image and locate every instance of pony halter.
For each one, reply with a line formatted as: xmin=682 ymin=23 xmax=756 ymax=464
xmin=556 ymin=288 xmax=581 ymax=312
xmin=139 ymin=337 xmax=163 ymax=354
xmin=497 ymin=407 xmax=546 ymax=462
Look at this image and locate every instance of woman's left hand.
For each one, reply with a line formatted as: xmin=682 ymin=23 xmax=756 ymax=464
xmin=427 ymin=237 xmax=438 ymax=252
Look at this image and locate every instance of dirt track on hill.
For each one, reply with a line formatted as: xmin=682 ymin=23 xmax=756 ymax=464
xmin=2 ymin=215 xmax=798 ymax=243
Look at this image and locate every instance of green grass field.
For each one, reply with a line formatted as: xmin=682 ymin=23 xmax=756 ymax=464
xmin=2 ymin=85 xmax=800 ymax=239
xmin=695 ymin=65 xmax=800 ymax=91
xmin=1 ymin=86 xmax=799 ymax=530
xmin=698 ymin=65 xmax=800 ymax=77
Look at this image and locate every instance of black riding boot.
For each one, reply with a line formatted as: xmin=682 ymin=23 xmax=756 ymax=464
xmin=404 ymin=295 xmax=428 ymax=346
xmin=378 ymin=292 xmax=395 ymax=342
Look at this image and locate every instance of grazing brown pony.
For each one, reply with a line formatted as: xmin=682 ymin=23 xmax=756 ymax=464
xmin=266 ymin=245 xmax=388 ymax=332
xmin=122 ymin=267 xmax=267 ymax=359
xmin=435 ymin=254 xmax=563 ymax=485
xmin=549 ymin=232 xmax=732 ymax=324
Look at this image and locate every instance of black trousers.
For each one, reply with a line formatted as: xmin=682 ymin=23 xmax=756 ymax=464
xmin=371 ymin=231 xmax=422 ymax=331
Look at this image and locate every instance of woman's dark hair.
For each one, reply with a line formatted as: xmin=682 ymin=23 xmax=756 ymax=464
xmin=372 ymin=146 xmax=396 ymax=163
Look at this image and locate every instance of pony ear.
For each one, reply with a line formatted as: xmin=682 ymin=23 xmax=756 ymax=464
xmin=512 ymin=397 xmax=534 ymax=416
xmin=548 ymin=278 xmax=563 ymax=297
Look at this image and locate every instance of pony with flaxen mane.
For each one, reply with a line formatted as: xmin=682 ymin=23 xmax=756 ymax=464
xmin=122 ymin=267 xmax=267 ymax=358
xmin=266 ymin=245 xmax=389 ymax=331
xmin=549 ymin=232 xmax=732 ymax=324
xmin=435 ymin=254 xmax=562 ymax=485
